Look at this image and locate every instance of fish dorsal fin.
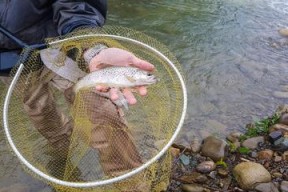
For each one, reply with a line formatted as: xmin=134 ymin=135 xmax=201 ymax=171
xmin=125 ymin=75 xmax=136 ymax=83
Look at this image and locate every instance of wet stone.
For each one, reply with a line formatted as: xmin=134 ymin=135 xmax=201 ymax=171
xmin=280 ymin=113 xmax=288 ymax=125
xmin=281 ymin=181 xmax=288 ymax=192
xmin=196 ymin=161 xmax=216 ymax=173
xmin=233 ymin=162 xmax=271 ymax=190
xmin=227 ymin=134 xmax=238 ymax=143
xmin=170 ymin=147 xmax=180 ymax=158
xmin=195 ymin=174 xmax=208 ymax=184
xmin=181 ymin=184 xmax=205 ymax=192
xmin=241 ymin=136 xmax=265 ymax=150
xmin=217 ymin=168 xmax=229 ymax=177
xmin=249 ymin=151 xmax=258 ymax=158
xmin=257 ymin=149 xmax=273 ymax=160
xmin=208 ymin=171 xmax=217 ymax=179
xmin=269 ymin=124 xmax=288 ymax=134
xmin=272 ymin=172 xmax=283 ymax=178
xmin=273 ymin=138 xmax=288 ymax=152
xmin=180 ymin=154 xmax=190 ymax=166
xmin=269 ymin=131 xmax=283 ymax=144
xmin=282 ymin=151 xmax=288 ymax=160
xmin=179 ymin=172 xmax=203 ymax=184
xmin=201 ymin=136 xmax=227 ymax=161
xmin=254 ymin=182 xmax=279 ymax=192
xmin=190 ymin=139 xmax=201 ymax=153
xmin=279 ymin=28 xmax=288 ymax=37
xmin=274 ymin=137 xmax=285 ymax=146
xmin=274 ymin=155 xmax=282 ymax=162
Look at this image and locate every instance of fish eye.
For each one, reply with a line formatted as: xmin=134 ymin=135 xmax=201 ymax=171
xmin=147 ymin=73 xmax=152 ymax=76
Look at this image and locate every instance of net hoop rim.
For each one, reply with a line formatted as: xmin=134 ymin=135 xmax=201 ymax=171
xmin=3 ymin=34 xmax=187 ymax=188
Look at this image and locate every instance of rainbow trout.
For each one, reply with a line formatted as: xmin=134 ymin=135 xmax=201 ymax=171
xmin=73 ymin=66 xmax=158 ymax=109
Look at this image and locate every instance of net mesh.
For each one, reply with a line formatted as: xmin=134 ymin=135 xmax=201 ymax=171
xmin=1 ymin=26 xmax=185 ymax=192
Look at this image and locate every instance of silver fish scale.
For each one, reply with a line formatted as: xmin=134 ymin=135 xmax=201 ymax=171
xmin=73 ymin=67 xmax=153 ymax=93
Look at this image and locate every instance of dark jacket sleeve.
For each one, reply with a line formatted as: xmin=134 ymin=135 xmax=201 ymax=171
xmin=52 ymin=0 xmax=107 ymax=35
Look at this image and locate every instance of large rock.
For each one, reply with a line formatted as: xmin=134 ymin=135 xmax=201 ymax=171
xmin=200 ymin=136 xmax=227 ymax=161
xmin=233 ymin=162 xmax=271 ymax=190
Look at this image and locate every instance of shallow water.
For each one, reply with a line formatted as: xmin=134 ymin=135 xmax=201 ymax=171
xmin=107 ymin=0 xmax=288 ymax=144
xmin=0 ymin=0 xmax=288 ymax=190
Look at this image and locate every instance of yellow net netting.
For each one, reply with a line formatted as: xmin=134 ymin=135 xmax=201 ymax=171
xmin=1 ymin=26 xmax=186 ymax=192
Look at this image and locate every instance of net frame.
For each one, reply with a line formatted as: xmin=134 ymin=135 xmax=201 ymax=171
xmin=2 ymin=33 xmax=187 ymax=188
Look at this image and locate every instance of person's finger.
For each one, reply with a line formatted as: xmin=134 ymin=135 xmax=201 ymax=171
xmin=123 ymin=88 xmax=137 ymax=105
xmin=109 ymin=88 xmax=119 ymax=101
xmin=96 ymin=85 xmax=108 ymax=91
xmin=131 ymin=57 xmax=155 ymax=71
xmin=137 ymin=86 xmax=148 ymax=96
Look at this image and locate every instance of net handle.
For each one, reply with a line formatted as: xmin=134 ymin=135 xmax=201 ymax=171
xmin=3 ymin=34 xmax=187 ymax=188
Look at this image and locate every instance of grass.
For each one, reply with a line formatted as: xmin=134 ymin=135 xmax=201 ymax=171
xmin=239 ymin=114 xmax=280 ymax=141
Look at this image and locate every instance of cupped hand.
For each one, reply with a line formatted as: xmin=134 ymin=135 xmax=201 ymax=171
xmin=87 ymin=48 xmax=155 ymax=105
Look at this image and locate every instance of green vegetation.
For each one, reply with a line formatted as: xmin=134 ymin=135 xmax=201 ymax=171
xmin=239 ymin=114 xmax=279 ymax=141
xmin=215 ymin=158 xmax=228 ymax=168
xmin=237 ymin=146 xmax=250 ymax=155
xmin=227 ymin=141 xmax=237 ymax=153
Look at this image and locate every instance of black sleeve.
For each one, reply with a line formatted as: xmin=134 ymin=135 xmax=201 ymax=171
xmin=52 ymin=0 xmax=107 ymax=35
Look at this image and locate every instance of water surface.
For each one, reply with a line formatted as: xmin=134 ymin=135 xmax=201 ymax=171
xmin=107 ymin=0 xmax=288 ymax=144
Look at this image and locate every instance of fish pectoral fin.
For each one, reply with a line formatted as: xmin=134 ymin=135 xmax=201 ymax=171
xmin=125 ymin=75 xmax=136 ymax=83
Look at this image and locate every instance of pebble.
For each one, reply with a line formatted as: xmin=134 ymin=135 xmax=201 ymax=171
xmin=217 ymin=168 xmax=229 ymax=177
xmin=254 ymin=182 xmax=279 ymax=192
xmin=279 ymin=113 xmax=288 ymax=125
xmin=269 ymin=131 xmax=283 ymax=144
xmin=170 ymin=147 xmax=180 ymax=158
xmin=195 ymin=175 xmax=208 ymax=184
xmin=190 ymin=139 xmax=201 ymax=153
xmin=196 ymin=161 xmax=216 ymax=173
xmin=282 ymin=151 xmax=288 ymax=160
xmin=249 ymin=151 xmax=258 ymax=158
xmin=279 ymin=28 xmax=288 ymax=37
xmin=179 ymin=172 xmax=204 ymax=184
xmin=181 ymin=184 xmax=205 ymax=192
xmin=281 ymin=181 xmax=288 ymax=192
xmin=241 ymin=136 xmax=265 ymax=150
xmin=180 ymin=154 xmax=190 ymax=166
xmin=272 ymin=172 xmax=283 ymax=178
xmin=208 ymin=171 xmax=217 ymax=179
xmin=274 ymin=155 xmax=282 ymax=162
xmin=257 ymin=149 xmax=274 ymax=160
xmin=269 ymin=124 xmax=288 ymax=134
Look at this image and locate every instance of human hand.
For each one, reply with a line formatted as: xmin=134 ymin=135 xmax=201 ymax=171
xmin=87 ymin=47 xmax=155 ymax=105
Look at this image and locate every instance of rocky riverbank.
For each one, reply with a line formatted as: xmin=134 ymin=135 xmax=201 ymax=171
xmin=167 ymin=105 xmax=288 ymax=192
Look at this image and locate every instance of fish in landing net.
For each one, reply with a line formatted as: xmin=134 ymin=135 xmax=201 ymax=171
xmin=73 ymin=66 xmax=159 ymax=109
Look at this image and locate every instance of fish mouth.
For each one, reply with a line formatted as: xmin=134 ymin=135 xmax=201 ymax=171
xmin=147 ymin=76 xmax=159 ymax=84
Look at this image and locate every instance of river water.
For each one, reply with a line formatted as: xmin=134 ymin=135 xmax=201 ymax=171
xmin=0 ymin=0 xmax=287 ymax=190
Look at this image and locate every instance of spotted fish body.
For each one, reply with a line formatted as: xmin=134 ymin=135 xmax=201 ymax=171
xmin=74 ymin=66 xmax=158 ymax=92
xmin=73 ymin=67 xmax=158 ymax=109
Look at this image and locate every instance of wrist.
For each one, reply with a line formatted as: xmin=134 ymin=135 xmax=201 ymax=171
xmin=83 ymin=44 xmax=107 ymax=66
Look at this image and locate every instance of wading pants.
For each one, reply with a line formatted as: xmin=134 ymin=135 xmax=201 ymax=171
xmin=2 ymin=66 xmax=143 ymax=176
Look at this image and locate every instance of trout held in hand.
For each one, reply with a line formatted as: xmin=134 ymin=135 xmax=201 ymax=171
xmin=74 ymin=66 xmax=158 ymax=92
xmin=73 ymin=66 xmax=158 ymax=109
